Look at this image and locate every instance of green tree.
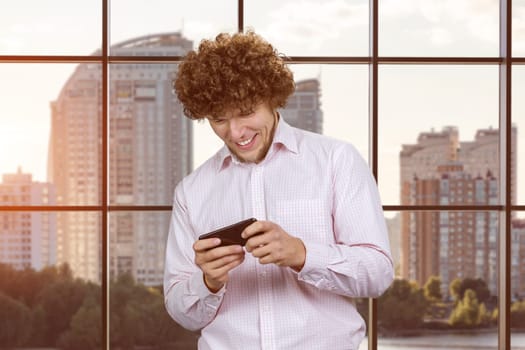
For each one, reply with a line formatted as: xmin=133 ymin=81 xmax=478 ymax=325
xmin=378 ymin=279 xmax=427 ymax=330
xmin=0 ymin=292 xmax=32 ymax=348
xmin=139 ymin=287 xmax=199 ymax=348
xmin=449 ymin=288 xmax=490 ymax=328
xmin=35 ymin=278 xmax=89 ymax=346
xmin=449 ymin=277 xmax=490 ymax=304
xmin=109 ymin=274 xmax=145 ymax=348
xmin=449 ymin=277 xmax=462 ymax=301
xmin=28 ymin=305 xmax=48 ymax=347
xmin=424 ymin=275 xmax=442 ymax=302
xmin=57 ymin=295 xmax=101 ymax=350
xmin=511 ymin=300 xmax=525 ymax=328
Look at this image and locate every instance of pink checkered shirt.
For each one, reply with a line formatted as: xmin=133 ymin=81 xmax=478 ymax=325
xmin=164 ymin=119 xmax=393 ymax=350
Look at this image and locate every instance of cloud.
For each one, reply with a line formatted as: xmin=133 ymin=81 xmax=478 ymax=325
xmin=262 ymin=0 xmax=368 ymax=51
xmin=382 ymin=0 xmax=499 ymax=48
xmin=514 ymin=5 xmax=525 ymax=53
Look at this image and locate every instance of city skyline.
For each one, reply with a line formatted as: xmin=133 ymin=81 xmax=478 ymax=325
xmin=2 ymin=2 xmax=525 ymax=348
xmin=1 ymin=0 xmax=525 ymax=210
xmin=0 ymin=32 xmax=326 ymax=284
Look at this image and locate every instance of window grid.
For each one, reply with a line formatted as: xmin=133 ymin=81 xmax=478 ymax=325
xmin=1 ymin=0 xmax=524 ymax=349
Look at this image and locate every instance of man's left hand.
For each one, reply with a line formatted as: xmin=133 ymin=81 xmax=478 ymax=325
xmin=242 ymin=220 xmax=306 ymax=271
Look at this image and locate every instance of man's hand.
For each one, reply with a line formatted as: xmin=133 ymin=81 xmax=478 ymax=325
xmin=193 ymin=238 xmax=245 ymax=293
xmin=242 ymin=220 xmax=306 ymax=271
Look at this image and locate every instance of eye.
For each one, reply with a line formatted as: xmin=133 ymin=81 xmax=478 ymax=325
xmin=211 ymin=118 xmax=226 ymax=125
xmin=239 ymin=110 xmax=254 ymax=118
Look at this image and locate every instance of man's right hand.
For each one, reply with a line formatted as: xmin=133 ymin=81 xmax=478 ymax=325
xmin=193 ymin=238 xmax=245 ymax=293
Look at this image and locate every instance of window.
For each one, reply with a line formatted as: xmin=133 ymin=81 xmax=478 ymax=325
xmin=1 ymin=1 xmax=524 ymax=349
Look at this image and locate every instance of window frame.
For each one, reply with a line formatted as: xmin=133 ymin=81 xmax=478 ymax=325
xmin=1 ymin=0 xmax=524 ymax=349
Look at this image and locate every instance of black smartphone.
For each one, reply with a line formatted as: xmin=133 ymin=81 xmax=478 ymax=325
xmin=198 ymin=218 xmax=257 ymax=246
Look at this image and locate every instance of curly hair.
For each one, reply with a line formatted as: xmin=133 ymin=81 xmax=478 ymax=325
xmin=173 ymin=31 xmax=295 ymax=120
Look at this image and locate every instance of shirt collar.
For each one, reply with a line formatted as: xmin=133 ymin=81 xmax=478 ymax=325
xmin=215 ymin=116 xmax=299 ymax=172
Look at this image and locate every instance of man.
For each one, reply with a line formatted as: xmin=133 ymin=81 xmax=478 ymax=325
xmin=164 ymin=31 xmax=393 ymax=350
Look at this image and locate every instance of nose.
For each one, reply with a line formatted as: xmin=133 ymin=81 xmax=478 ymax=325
xmin=228 ymin=117 xmax=244 ymax=140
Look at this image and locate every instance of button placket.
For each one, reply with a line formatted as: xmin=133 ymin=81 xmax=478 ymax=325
xmin=250 ymin=165 xmax=275 ymax=350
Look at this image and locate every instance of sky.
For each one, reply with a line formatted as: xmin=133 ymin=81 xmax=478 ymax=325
xmin=1 ymin=0 xmax=524 ymax=210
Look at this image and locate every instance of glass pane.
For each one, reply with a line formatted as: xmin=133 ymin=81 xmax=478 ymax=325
xmin=288 ymin=64 xmax=369 ymax=156
xmin=379 ymin=210 xmax=499 ymax=349
xmin=385 ymin=211 xmax=402 ymax=275
xmin=0 ymin=211 xmax=101 ymax=348
xmin=109 ymin=211 xmax=199 ymax=349
xmin=512 ymin=212 xmax=525 ymax=349
xmin=0 ymin=0 xmax=101 ymax=55
xmin=514 ymin=0 xmax=525 ymax=57
xmin=110 ymin=0 xmax=237 ymax=55
xmin=109 ymin=63 xmax=192 ymax=206
xmin=245 ymin=0 xmax=369 ymax=56
xmin=513 ymin=65 xmax=525 ymax=205
xmin=0 ymin=63 xmax=101 ymax=206
xmin=378 ymin=65 xmax=500 ymax=206
xmin=109 ymin=211 xmax=170 ymax=286
xmin=379 ymin=0 xmax=499 ymax=57
xmin=193 ymin=64 xmax=370 ymax=169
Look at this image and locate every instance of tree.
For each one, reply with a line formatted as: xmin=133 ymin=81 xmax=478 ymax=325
xmin=449 ymin=289 xmax=490 ymax=328
xmin=0 ymin=292 xmax=32 ymax=348
xmin=378 ymin=279 xmax=428 ymax=330
xmin=35 ymin=278 xmax=89 ymax=346
xmin=139 ymin=287 xmax=199 ymax=348
xmin=109 ymin=274 xmax=145 ymax=348
xmin=449 ymin=277 xmax=490 ymax=304
xmin=449 ymin=277 xmax=462 ymax=301
xmin=424 ymin=275 xmax=442 ymax=302
xmin=57 ymin=295 xmax=101 ymax=350
xmin=511 ymin=300 xmax=525 ymax=328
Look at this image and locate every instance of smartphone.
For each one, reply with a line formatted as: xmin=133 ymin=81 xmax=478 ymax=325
xmin=198 ymin=218 xmax=257 ymax=246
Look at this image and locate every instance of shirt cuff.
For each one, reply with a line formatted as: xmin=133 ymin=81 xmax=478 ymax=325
xmin=190 ymin=270 xmax=226 ymax=302
xmin=298 ymin=241 xmax=341 ymax=283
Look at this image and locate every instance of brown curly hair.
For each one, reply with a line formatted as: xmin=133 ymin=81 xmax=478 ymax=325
xmin=173 ymin=31 xmax=295 ymax=120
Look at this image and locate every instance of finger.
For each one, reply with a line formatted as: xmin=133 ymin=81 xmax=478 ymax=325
xmin=193 ymin=237 xmax=221 ymax=252
xmin=205 ymin=255 xmax=246 ymax=282
xmin=250 ymin=243 xmax=273 ymax=259
xmin=205 ymin=252 xmax=245 ymax=270
xmin=244 ymin=233 xmax=267 ymax=252
xmin=195 ymin=245 xmax=244 ymax=266
xmin=242 ymin=220 xmax=270 ymax=239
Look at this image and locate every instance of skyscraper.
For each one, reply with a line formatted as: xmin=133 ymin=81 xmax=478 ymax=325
xmin=280 ymin=78 xmax=323 ymax=134
xmin=0 ymin=167 xmax=56 ymax=270
xmin=48 ymin=33 xmax=323 ymax=285
xmin=48 ymin=33 xmax=193 ymax=284
xmin=399 ymin=126 xmax=518 ymax=296
xmin=512 ymin=218 xmax=525 ymax=299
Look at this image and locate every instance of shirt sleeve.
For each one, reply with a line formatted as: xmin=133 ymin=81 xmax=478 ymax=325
xmin=163 ymin=183 xmax=226 ymax=331
xmin=297 ymin=143 xmax=394 ymax=298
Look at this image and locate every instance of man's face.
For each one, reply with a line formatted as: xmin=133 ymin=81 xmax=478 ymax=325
xmin=208 ymin=102 xmax=278 ymax=164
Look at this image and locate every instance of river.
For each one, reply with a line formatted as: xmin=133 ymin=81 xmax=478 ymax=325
xmin=358 ymin=331 xmax=525 ymax=349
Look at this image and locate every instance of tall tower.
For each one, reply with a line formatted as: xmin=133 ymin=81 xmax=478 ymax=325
xmin=399 ymin=126 xmax=517 ymax=295
xmin=280 ymin=78 xmax=323 ymax=134
xmin=48 ymin=33 xmax=193 ymax=284
xmin=399 ymin=127 xmax=459 ymax=280
xmin=0 ymin=167 xmax=56 ymax=270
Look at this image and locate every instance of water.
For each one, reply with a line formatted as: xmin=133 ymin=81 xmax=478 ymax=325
xmin=358 ymin=331 xmax=525 ymax=349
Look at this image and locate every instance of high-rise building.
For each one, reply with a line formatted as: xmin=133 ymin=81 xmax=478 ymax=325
xmin=280 ymin=79 xmax=323 ymax=134
xmin=48 ymin=33 xmax=193 ymax=284
xmin=399 ymin=126 xmax=518 ymax=296
xmin=0 ymin=167 xmax=56 ymax=270
xmin=385 ymin=213 xmax=401 ymax=273
xmin=512 ymin=219 xmax=525 ymax=299
xmin=407 ymin=163 xmax=499 ymax=294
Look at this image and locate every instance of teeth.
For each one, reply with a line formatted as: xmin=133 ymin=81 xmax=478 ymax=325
xmin=238 ymin=137 xmax=253 ymax=146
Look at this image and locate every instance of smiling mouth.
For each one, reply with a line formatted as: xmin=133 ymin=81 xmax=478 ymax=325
xmin=236 ymin=136 xmax=255 ymax=147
